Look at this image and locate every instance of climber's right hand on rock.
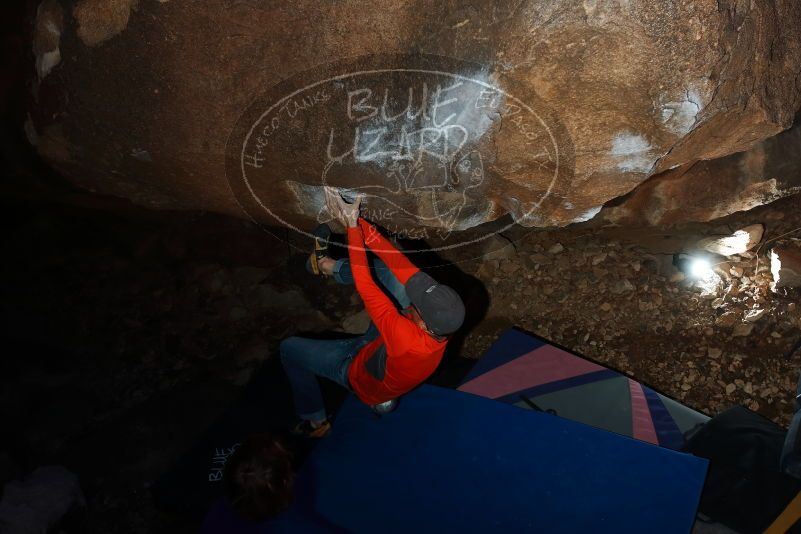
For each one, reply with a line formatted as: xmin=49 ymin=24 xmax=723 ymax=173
xmin=324 ymin=187 xmax=361 ymax=228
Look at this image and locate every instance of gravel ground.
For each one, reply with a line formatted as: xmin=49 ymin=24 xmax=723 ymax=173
xmin=457 ymin=194 xmax=801 ymax=426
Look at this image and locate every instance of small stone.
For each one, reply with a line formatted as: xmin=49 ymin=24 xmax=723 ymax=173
xmin=707 ymin=347 xmax=722 ymax=358
xmin=726 ymin=282 xmax=741 ymax=297
xmin=703 ymin=327 xmax=714 ymax=336
xmin=610 ymin=279 xmax=635 ymax=294
xmin=732 ymin=323 xmax=754 ymax=337
xmin=670 ymin=272 xmax=686 ymax=283
xmin=714 ymin=261 xmax=732 ymax=278
xmin=719 ymin=312 xmax=738 ymax=328
xmin=548 ymin=243 xmax=565 ymax=254
xmin=501 ymin=260 xmax=521 ymax=274
xmin=743 ymin=308 xmax=767 ymax=323
xmin=591 ymin=253 xmax=608 ymax=266
xmin=757 ymin=263 xmax=772 ymax=274
xmin=631 ymin=261 xmax=641 ymax=272
xmin=696 ymin=224 xmax=764 ymax=256
xmin=482 ymin=234 xmax=516 ymax=261
xmin=476 ymin=261 xmax=498 ymax=279
xmin=771 ymin=331 xmax=782 ymax=339
xmin=527 ymin=253 xmax=553 ymax=266
xmin=600 ymin=302 xmax=612 ymax=312
xmin=725 ymin=383 xmax=736 ymax=394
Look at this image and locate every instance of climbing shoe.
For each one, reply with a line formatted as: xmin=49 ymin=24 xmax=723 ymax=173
xmin=306 ymin=224 xmax=332 ymax=276
xmin=291 ymin=419 xmax=331 ymax=438
xmin=370 ymin=398 xmax=399 ymax=415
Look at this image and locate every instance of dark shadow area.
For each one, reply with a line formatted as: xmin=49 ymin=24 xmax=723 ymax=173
xmin=0 ymin=176 xmax=490 ymax=532
xmin=0 ymin=176 xmax=362 ymax=532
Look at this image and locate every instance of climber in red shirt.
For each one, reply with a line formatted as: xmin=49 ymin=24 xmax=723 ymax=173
xmin=280 ymin=187 xmax=465 ymax=437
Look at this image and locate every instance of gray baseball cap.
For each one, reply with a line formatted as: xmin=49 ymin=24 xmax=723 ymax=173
xmin=405 ymin=272 xmax=465 ymax=336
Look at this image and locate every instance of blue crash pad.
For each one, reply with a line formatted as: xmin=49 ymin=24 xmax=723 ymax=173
xmin=204 ymin=384 xmax=707 ymax=533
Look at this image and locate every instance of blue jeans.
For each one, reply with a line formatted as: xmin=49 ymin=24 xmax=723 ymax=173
xmin=280 ymin=258 xmax=410 ymax=421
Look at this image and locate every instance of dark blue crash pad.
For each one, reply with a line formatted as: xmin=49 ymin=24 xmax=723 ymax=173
xmin=203 ymin=384 xmax=707 ymax=533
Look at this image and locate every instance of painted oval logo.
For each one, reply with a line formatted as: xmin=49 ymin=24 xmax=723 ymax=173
xmin=226 ymin=54 xmax=571 ymax=252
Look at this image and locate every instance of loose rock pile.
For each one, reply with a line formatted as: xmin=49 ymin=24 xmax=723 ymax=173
xmin=461 ymin=196 xmax=801 ymax=426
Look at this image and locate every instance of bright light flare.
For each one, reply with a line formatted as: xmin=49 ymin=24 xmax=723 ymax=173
xmin=689 ymin=256 xmax=722 ymax=295
xmin=689 ymin=258 xmax=713 ymax=279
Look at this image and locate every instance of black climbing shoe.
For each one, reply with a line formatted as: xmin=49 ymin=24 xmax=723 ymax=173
xmin=306 ymin=224 xmax=332 ymax=276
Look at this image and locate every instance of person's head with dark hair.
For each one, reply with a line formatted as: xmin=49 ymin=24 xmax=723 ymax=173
xmin=223 ymin=433 xmax=294 ymax=521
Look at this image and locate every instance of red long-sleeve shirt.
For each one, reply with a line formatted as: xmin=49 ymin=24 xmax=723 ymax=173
xmin=346 ymin=218 xmax=447 ymax=405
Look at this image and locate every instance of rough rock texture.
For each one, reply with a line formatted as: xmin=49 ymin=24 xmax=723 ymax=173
xmin=696 ymin=224 xmax=764 ymax=256
xmin=29 ymin=0 xmax=801 ymax=235
xmin=603 ymin=120 xmax=801 ymax=226
xmin=73 ymin=0 xmax=138 ymax=47
xmin=771 ymin=241 xmax=801 ymax=289
xmin=32 ymin=0 xmax=63 ymax=81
